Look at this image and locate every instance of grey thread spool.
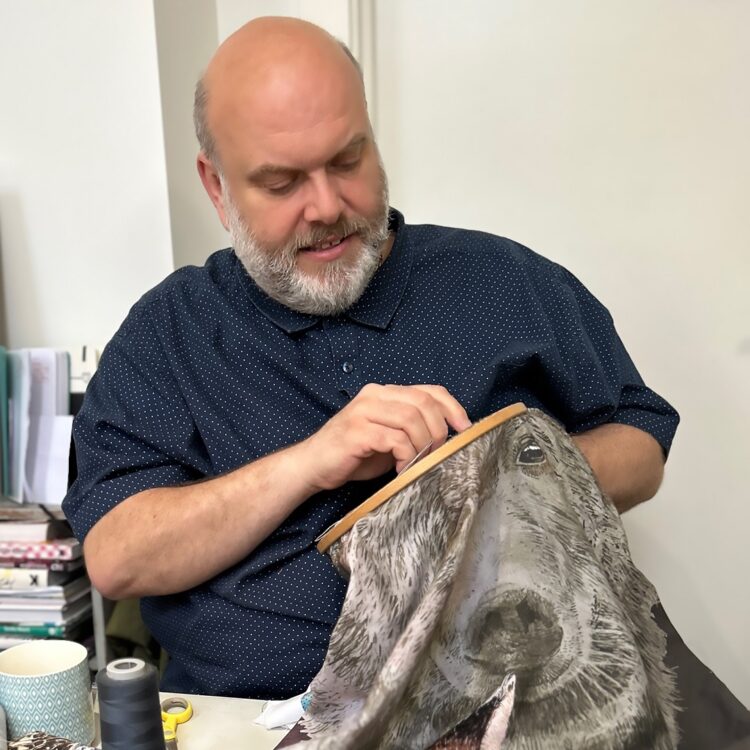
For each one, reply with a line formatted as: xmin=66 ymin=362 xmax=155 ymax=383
xmin=96 ymin=657 xmax=166 ymax=750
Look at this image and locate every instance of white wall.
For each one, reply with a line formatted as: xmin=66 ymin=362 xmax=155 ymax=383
xmin=0 ymin=0 xmax=355 ymax=338
xmin=154 ymin=0 xmax=227 ymax=269
xmin=375 ymin=0 xmax=750 ymax=705
xmin=0 ymin=1 xmax=174 ymax=349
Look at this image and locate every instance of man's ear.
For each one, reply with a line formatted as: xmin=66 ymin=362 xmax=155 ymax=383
xmin=197 ymin=152 xmax=229 ymax=230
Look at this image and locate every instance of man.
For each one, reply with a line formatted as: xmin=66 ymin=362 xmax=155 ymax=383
xmin=63 ymin=17 xmax=678 ymax=698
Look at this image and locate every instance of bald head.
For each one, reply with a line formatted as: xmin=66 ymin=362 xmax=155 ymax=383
xmin=194 ymin=17 xmax=366 ymax=168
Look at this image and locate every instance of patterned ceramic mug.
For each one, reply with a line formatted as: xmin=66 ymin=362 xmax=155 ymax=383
xmin=0 ymin=640 xmax=94 ymax=744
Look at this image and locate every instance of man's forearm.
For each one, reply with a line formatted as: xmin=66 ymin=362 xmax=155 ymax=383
xmin=83 ymin=442 xmax=316 ymax=600
xmin=572 ymin=423 xmax=665 ymax=513
xmin=82 ymin=383 xmax=472 ymax=601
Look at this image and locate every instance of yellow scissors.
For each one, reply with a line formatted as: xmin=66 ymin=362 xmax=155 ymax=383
xmin=161 ymin=695 xmax=193 ymax=749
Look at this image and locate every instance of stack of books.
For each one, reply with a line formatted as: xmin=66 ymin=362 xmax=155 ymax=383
xmin=0 ymin=502 xmax=91 ymax=650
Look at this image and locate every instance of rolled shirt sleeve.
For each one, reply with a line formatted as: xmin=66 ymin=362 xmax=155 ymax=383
xmin=63 ymin=299 xmax=210 ymax=541
xmin=524 ymin=256 xmax=679 ymax=455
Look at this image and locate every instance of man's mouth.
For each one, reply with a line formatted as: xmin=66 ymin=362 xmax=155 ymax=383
xmin=300 ymin=234 xmax=350 ymax=252
xmin=299 ymin=232 xmax=356 ymax=263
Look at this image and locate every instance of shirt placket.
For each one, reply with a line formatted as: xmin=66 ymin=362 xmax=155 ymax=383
xmin=322 ymin=318 xmax=364 ymax=399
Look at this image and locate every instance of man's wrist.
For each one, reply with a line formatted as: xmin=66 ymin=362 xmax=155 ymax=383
xmin=272 ymin=440 xmax=324 ymax=500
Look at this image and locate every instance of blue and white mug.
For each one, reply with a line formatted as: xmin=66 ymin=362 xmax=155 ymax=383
xmin=0 ymin=640 xmax=94 ymax=744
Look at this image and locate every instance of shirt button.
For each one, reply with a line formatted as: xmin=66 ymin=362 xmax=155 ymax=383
xmin=342 ymin=361 xmax=354 ymax=374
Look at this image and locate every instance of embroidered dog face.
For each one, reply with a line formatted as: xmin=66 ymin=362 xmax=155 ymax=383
xmin=302 ymin=409 xmax=677 ymax=750
xmin=430 ymin=413 xmax=674 ymax=747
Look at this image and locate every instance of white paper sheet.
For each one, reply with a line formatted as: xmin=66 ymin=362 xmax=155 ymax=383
xmin=253 ymin=692 xmax=308 ymax=730
xmin=24 ymin=415 xmax=74 ymax=505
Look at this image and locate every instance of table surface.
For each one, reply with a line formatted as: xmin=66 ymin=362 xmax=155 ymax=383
xmin=94 ymin=693 xmax=289 ymax=750
xmin=162 ymin=693 xmax=289 ymax=750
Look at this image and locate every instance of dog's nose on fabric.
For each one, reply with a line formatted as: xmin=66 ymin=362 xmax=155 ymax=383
xmin=468 ymin=589 xmax=563 ymax=672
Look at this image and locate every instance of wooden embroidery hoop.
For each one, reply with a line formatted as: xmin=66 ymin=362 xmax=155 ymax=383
xmin=315 ymin=402 xmax=527 ymax=553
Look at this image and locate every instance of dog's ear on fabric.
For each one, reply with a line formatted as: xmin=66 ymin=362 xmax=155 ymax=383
xmin=327 ymin=537 xmax=350 ymax=578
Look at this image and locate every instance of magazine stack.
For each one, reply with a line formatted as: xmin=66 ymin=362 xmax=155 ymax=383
xmin=0 ymin=502 xmax=91 ymax=651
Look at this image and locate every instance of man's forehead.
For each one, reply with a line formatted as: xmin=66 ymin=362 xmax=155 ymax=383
xmin=210 ymin=68 xmax=369 ymax=171
xmin=245 ymin=71 xmax=360 ymax=137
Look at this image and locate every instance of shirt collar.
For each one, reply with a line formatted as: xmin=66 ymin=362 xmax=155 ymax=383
xmin=234 ymin=208 xmax=412 ymax=334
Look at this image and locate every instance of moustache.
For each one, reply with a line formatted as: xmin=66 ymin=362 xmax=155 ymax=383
xmin=292 ymin=216 xmax=373 ymax=252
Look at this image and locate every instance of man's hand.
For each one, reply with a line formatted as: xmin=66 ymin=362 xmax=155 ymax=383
xmin=293 ymin=384 xmax=472 ymax=492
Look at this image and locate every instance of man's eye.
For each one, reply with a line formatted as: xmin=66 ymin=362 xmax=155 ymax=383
xmin=265 ymin=181 xmax=295 ymax=195
xmin=332 ymin=158 xmax=360 ymax=172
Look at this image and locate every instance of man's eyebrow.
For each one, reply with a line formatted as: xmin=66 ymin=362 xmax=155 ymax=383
xmin=247 ymin=134 xmax=369 ymax=183
xmin=330 ymin=134 xmax=368 ymax=158
xmin=247 ymin=164 xmax=299 ymax=183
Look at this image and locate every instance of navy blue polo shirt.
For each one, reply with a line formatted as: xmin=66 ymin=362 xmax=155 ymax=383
xmin=63 ymin=208 xmax=678 ymax=699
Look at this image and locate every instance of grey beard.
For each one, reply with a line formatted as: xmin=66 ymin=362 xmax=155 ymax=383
xmin=227 ymin=194 xmax=390 ymax=317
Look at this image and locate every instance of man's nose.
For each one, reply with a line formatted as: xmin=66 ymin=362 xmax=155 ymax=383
xmin=303 ymin=171 xmax=343 ymax=226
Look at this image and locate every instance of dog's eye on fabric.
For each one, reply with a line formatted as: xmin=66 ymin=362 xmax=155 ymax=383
xmin=517 ymin=440 xmax=546 ymax=465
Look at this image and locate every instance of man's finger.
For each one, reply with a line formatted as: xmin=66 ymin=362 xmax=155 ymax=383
xmin=364 ymin=401 xmax=436 ymax=458
xmin=408 ymin=384 xmax=472 ymax=433
xmin=362 ymin=423 xmax=421 ymax=472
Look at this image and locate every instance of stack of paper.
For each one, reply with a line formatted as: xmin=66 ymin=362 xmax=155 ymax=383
xmin=6 ymin=349 xmax=30 ymax=502
xmin=7 ymin=348 xmax=72 ymax=504
xmin=0 ymin=347 xmax=9 ymax=498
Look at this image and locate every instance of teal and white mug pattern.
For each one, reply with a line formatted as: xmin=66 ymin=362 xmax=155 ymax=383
xmin=0 ymin=640 xmax=94 ymax=744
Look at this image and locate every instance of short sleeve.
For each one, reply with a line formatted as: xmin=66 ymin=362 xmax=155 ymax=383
xmin=529 ymin=260 xmax=679 ymax=455
xmin=62 ymin=299 xmax=211 ymax=541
